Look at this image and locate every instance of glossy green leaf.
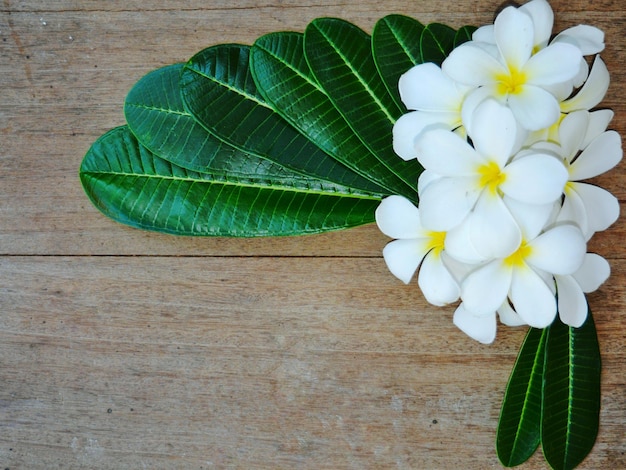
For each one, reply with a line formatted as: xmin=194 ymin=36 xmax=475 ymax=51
xmin=420 ymin=23 xmax=457 ymax=65
xmin=497 ymin=326 xmax=547 ymax=467
xmin=454 ymin=25 xmax=477 ymax=47
xmin=124 ymin=63 xmax=284 ymax=179
xmin=304 ymin=17 xmax=422 ymax=192
xmin=250 ymin=31 xmax=416 ymax=202
xmin=80 ymin=126 xmax=381 ymax=236
xmin=371 ymin=14 xmax=425 ymax=110
xmin=542 ymin=311 xmax=601 ymax=470
xmin=124 ymin=63 xmax=359 ymax=193
xmin=124 ymin=63 xmax=217 ymax=171
xmin=179 ymin=44 xmax=387 ymax=197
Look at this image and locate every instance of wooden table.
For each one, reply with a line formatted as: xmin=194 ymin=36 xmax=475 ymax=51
xmin=1 ymin=1 xmax=624 ymax=468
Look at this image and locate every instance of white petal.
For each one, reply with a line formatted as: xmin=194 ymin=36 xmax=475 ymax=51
xmin=527 ymin=224 xmax=586 ymax=275
xmin=545 ymin=78 xmax=576 ymax=102
xmin=418 ymin=177 xmax=480 ymax=231
xmin=470 ymin=193 xmax=522 ymax=258
xmin=445 ymin=219 xmax=490 ymax=264
xmin=399 ymin=62 xmax=470 ymax=111
xmin=570 ymin=130 xmax=623 ymax=180
xmin=554 ymin=25 xmax=605 ymax=55
xmin=524 ymin=42 xmax=583 ymax=86
xmin=391 ymin=112 xmax=421 ymax=161
xmin=392 ymin=111 xmax=458 ymax=161
xmin=442 ymin=43 xmax=506 ymax=86
xmin=417 ymin=169 xmax=442 ymax=195
xmin=582 ymin=109 xmax=614 ymax=148
xmin=502 ymin=153 xmax=568 ymax=204
xmin=508 ymin=85 xmax=561 ymax=130
xmin=504 ymin=196 xmax=556 ymax=240
xmin=375 ymin=195 xmax=422 ymax=239
xmin=510 ymin=265 xmax=557 ymax=328
xmin=497 ymin=301 xmax=527 ymax=327
xmin=558 ymin=188 xmax=589 ymax=238
xmin=520 ymin=0 xmax=553 ymax=48
xmin=572 ymin=253 xmax=610 ymax=293
xmin=557 ymin=111 xmax=589 ymax=161
xmin=453 ymin=303 xmax=497 ymax=344
xmin=415 ymin=128 xmax=482 ymax=176
xmin=555 ymin=274 xmax=588 ymax=327
xmin=462 ymin=260 xmax=512 ymax=316
xmin=460 ymin=86 xmax=495 ymax=132
xmin=494 ymin=6 xmax=533 ymax=71
xmin=572 ymin=182 xmax=620 ymax=234
xmin=418 ymin=251 xmax=460 ymax=306
xmin=570 ymin=58 xmax=590 ymax=89
xmin=440 ymin=251 xmax=476 ymax=283
xmin=561 ymin=56 xmax=610 ymax=113
xmin=470 ymin=99 xmax=517 ymax=166
xmin=472 ymin=24 xmax=494 ymax=43
xmin=382 ymin=238 xmax=429 ymax=284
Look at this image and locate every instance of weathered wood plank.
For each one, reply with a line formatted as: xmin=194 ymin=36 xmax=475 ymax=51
xmin=0 ymin=256 xmax=624 ymax=468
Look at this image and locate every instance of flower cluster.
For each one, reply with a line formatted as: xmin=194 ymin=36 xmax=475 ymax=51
xmin=377 ymin=0 xmax=621 ymax=343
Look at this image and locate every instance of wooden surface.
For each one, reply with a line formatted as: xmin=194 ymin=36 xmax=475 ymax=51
xmin=1 ymin=1 xmax=624 ymax=468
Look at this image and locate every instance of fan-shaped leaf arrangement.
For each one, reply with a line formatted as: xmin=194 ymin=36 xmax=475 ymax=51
xmin=80 ymin=15 xmax=473 ymax=237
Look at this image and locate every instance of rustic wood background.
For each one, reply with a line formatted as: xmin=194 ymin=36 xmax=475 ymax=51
xmin=1 ymin=1 xmax=624 ymax=468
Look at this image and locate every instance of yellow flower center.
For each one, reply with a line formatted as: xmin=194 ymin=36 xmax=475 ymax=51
xmin=504 ymin=241 xmax=532 ymax=268
xmin=477 ymin=161 xmax=506 ymax=195
xmin=426 ymin=231 xmax=447 ymax=257
xmin=495 ymin=67 xmax=527 ymax=96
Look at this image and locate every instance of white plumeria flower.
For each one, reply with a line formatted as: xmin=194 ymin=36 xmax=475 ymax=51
xmin=375 ymin=195 xmax=460 ymax=306
xmin=415 ymin=99 xmax=568 ymax=258
xmin=457 ymin=222 xmax=587 ymax=343
xmin=472 ymin=0 xmax=604 ymax=88
xmin=392 ymin=63 xmax=473 ymax=160
xmin=549 ymin=111 xmax=622 ymax=239
xmin=555 ymin=253 xmax=610 ymax=327
xmin=456 ymin=251 xmax=610 ymax=343
xmin=442 ymin=3 xmax=583 ymax=131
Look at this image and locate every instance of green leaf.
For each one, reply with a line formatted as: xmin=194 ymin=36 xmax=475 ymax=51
xmin=454 ymin=25 xmax=477 ymax=47
xmin=124 ymin=63 xmax=352 ymax=192
xmin=179 ymin=43 xmax=387 ymax=197
xmin=542 ymin=311 xmax=601 ymax=470
xmin=250 ymin=31 xmax=416 ymax=202
xmin=420 ymin=23 xmax=457 ymax=65
xmin=124 ymin=63 xmax=214 ymax=171
xmin=304 ymin=17 xmax=422 ymax=193
xmin=124 ymin=63 xmax=272 ymax=176
xmin=371 ymin=14 xmax=425 ymax=110
xmin=80 ymin=126 xmax=381 ymax=236
xmin=497 ymin=326 xmax=547 ymax=467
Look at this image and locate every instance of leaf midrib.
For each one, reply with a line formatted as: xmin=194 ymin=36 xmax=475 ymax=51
xmin=509 ymin=328 xmax=545 ymax=461
xmin=255 ymin=41 xmax=324 ymax=97
xmin=565 ymin=325 xmax=575 ymax=466
xmin=386 ymin=17 xmax=421 ymax=64
xmin=81 ymin=169 xmax=382 ymax=200
xmin=313 ymin=22 xmax=397 ymax=124
xmin=126 ymin=102 xmax=190 ymax=117
xmin=186 ymin=63 xmax=275 ymax=112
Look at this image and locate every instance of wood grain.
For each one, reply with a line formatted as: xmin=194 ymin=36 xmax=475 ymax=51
xmin=1 ymin=1 xmax=624 ymax=468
